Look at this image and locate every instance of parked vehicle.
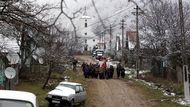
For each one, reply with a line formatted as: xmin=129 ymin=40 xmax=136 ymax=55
xmin=92 ymin=45 xmax=98 ymax=57
xmin=0 ymin=90 xmax=38 ymax=107
xmin=46 ymin=81 xmax=86 ymax=107
xmin=92 ymin=50 xmax=96 ymax=57
xmin=94 ymin=49 xmax=104 ymax=60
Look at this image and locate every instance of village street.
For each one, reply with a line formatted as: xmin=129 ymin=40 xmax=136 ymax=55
xmin=0 ymin=0 xmax=189 ymax=107
xmin=75 ymin=55 xmax=152 ymax=107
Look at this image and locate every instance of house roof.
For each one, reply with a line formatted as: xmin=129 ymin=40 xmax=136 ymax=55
xmin=81 ymin=15 xmax=91 ymax=19
xmin=127 ymin=31 xmax=137 ymax=42
xmin=127 ymin=31 xmax=137 ymax=49
xmin=0 ymin=36 xmax=19 ymax=53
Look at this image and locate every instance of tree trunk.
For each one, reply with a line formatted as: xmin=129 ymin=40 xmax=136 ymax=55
xmin=42 ymin=63 xmax=52 ymax=89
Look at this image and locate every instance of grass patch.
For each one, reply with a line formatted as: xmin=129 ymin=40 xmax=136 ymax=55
xmin=63 ymin=70 xmax=87 ymax=85
xmin=132 ymin=79 xmax=186 ymax=107
xmin=141 ymin=73 xmax=184 ymax=95
xmin=16 ymin=81 xmax=49 ymax=107
xmin=15 ymin=68 xmax=89 ymax=107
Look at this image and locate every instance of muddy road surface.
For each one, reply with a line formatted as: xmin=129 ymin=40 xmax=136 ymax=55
xmin=75 ymin=55 xmax=152 ymax=107
xmin=88 ymin=79 xmax=151 ymax=107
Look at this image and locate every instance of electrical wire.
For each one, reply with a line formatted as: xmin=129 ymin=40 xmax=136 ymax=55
xmin=77 ymin=4 xmax=134 ymax=31
xmin=90 ymin=23 xmax=121 ymax=37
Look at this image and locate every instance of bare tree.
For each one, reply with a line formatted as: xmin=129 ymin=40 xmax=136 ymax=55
xmin=41 ymin=26 xmax=69 ymax=89
xmin=0 ymin=0 xmax=85 ymax=83
xmin=139 ymin=0 xmax=190 ymax=79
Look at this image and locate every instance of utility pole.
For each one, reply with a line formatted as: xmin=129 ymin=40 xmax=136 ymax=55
xmin=134 ymin=5 xmax=141 ymax=79
xmin=118 ymin=36 xmax=121 ymax=50
xmin=179 ymin=0 xmax=190 ymax=101
xmin=126 ymin=32 xmax=129 ymax=50
xmin=129 ymin=0 xmax=142 ymax=79
xmin=102 ymin=31 xmax=106 ymax=50
xmin=101 ymin=31 xmax=104 ymax=49
xmin=121 ymin=19 xmax=125 ymax=48
xmin=115 ymin=36 xmax=118 ymax=51
xmin=109 ymin=24 xmax=113 ymax=49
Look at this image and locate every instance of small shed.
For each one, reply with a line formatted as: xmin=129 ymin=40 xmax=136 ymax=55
xmin=0 ymin=53 xmax=9 ymax=89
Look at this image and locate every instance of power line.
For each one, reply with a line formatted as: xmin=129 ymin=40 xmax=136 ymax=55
xmin=91 ymin=0 xmax=107 ymax=30
xmin=90 ymin=23 xmax=121 ymax=37
xmin=77 ymin=0 xmax=152 ymax=32
xmin=77 ymin=4 xmax=134 ymax=31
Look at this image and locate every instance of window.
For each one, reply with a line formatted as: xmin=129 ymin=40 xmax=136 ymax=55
xmin=85 ymin=22 xmax=87 ymax=27
xmin=84 ymin=32 xmax=87 ymax=35
xmin=79 ymin=86 xmax=84 ymax=92
xmin=59 ymin=84 xmax=75 ymax=90
xmin=76 ymin=86 xmax=80 ymax=92
xmin=0 ymin=100 xmax=33 ymax=107
xmin=93 ymin=39 xmax=95 ymax=42
xmin=85 ymin=20 xmax=87 ymax=27
xmin=85 ymin=39 xmax=87 ymax=43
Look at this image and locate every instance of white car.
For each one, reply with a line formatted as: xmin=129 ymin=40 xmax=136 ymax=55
xmin=0 ymin=90 xmax=38 ymax=107
xmin=46 ymin=81 xmax=86 ymax=107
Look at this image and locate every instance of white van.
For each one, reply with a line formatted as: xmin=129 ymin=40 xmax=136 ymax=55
xmin=0 ymin=90 xmax=38 ymax=107
xmin=95 ymin=49 xmax=104 ymax=60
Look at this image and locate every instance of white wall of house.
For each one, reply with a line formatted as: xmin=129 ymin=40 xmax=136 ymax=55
xmin=0 ymin=36 xmax=19 ymax=53
xmin=78 ymin=16 xmax=99 ymax=52
xmin=86 ymin=37 xmax=99 ymax=51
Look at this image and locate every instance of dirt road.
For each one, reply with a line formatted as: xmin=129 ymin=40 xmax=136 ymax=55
xmin=75 ymin=55 xmax=152 ymax=107
xmin=75 ymin=55 xmax=98 ymax=64
xmin=88 ymin=79 xmax=151 ymax=107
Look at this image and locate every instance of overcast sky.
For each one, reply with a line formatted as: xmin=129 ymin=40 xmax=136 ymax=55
xmin=32 ymin=0 xmax=134 ymax=31
xmin=31 ymin=0 xmax=189 ymax=33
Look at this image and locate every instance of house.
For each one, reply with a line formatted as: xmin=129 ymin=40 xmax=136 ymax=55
xmin=78 ymin=14 xmax=99 ymax=52
xmin=0 ymin=32 xmax=45 ymax=85
xmin=0 ymin=52 xmax=9 ymax=89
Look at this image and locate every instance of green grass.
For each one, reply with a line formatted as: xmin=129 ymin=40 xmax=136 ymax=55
xmin=16 ymin=81 xmax=49 ymax=107
xmin=133 ymin=80 xmax=187 ymax=107
xmin=15 ymin=69 xmax=89 ymax=107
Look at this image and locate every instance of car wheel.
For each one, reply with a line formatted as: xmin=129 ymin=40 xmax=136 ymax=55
xmin=48 ymin=103 xmax=54 ymax=107
xmin=80 ymin=100 xmax=85 ymax=106
xmin=69 ymin=99 xmax=74 ymax=107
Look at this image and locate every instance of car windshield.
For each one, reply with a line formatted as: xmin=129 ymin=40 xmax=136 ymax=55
xmin=96 ymin=50 xmax=104 ymax=53
xmin=0 ymin=100 xmax=33 ymax=107
xmin=97 ymin=51 xmax=103 ymax=53
xmin=59 ymin=84 xmax=76 ymax=90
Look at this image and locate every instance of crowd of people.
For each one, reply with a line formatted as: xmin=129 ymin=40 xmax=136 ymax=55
xmin=81 ymin=59 xmax=125 ymax=79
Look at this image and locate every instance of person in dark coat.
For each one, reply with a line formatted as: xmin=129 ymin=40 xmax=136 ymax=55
xmin=94 ymin=63 xmax=100 ymax=79
xmin=121 ymin=67 xmax=125 ymax=78
xmin=84 ymin=64 xmax=89 ymax=78
xmin=101 ymin=60 xmax=107 ymax=79
xmin=91 ymin=63 xmax=96 ymax=78
xmin=81 ymin=62 xmax=86 ymax=73
xmin=88 ymin=63 xmax=93 ymax=78
xmin=106 ymin=68 xmax=110 ymax=79
xmin=72 ymin=58 xmax=78 ymax=71
xmin=116 ymin=63 xmax=122 ymax=78
xmin=109 ymin=65 xmax=114 ymax=79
